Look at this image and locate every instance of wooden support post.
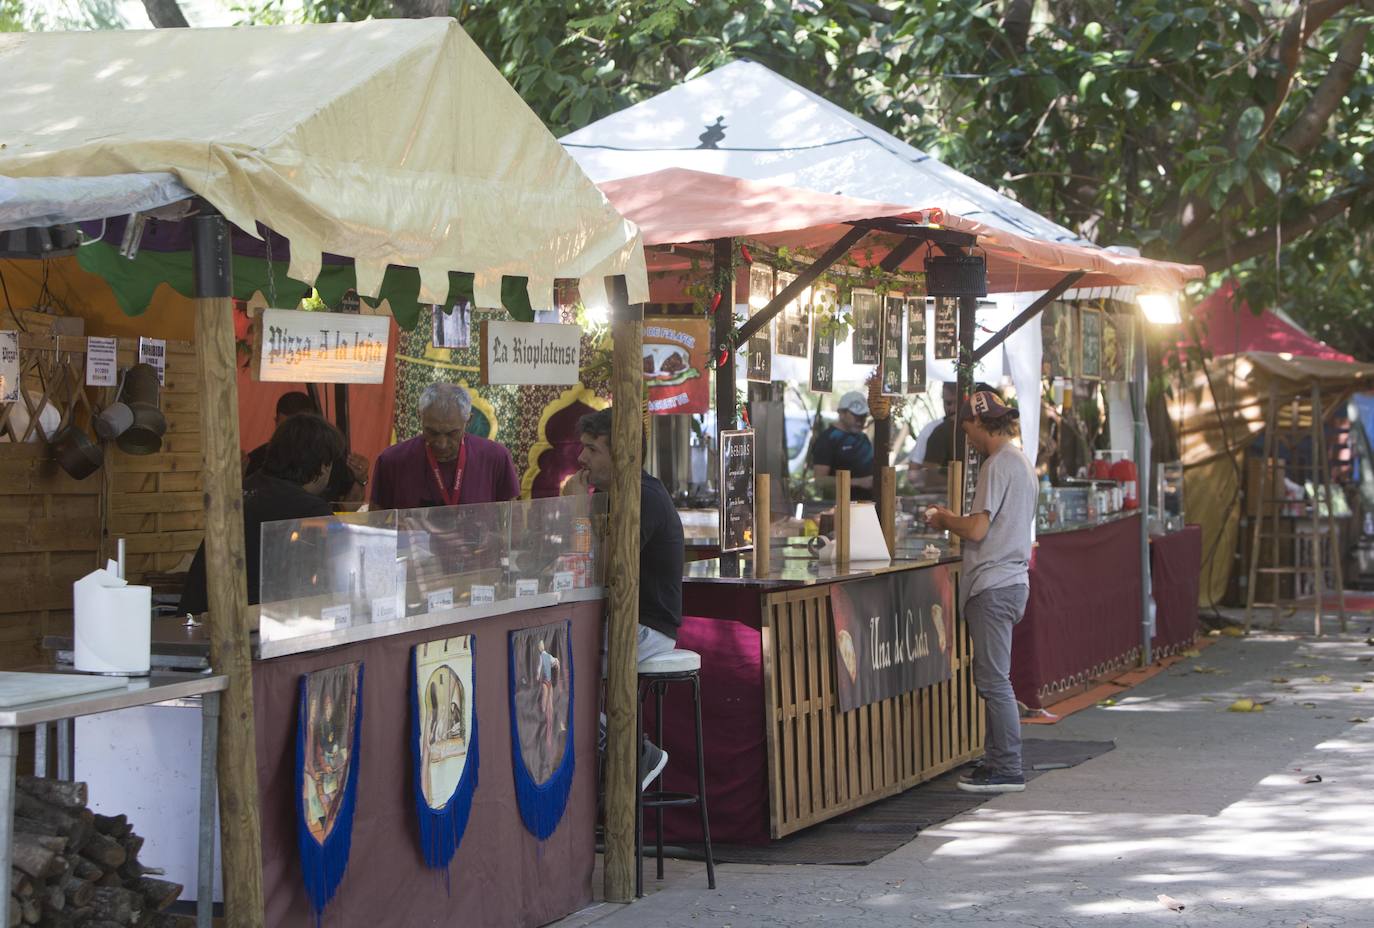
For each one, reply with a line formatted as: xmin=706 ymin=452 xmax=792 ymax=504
xmin=954 ymin=293 xmax=978 ymax=462
xmin=877 ymin=466 xmax=896 ymax=557
xmin=711 ymin=238 xmax=737 ymax=434
xmin=191 ymin=210 xmax=264 ymax=928
xmin=754 ymin=473 xmax=771 ymax=577
xmin=947 ymin=460 xmax=964 ymax=556
xmin=603 ymin=275 xmax=643 ymax=904
xmin=836 ymin=470 xmax=851 ymax=569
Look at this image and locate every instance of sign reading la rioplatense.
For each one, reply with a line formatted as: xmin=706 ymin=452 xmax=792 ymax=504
xmin=479 ymin=320 xmax=581 ymax=385
xmin=255 ymin=308 xmax=389 ymax=384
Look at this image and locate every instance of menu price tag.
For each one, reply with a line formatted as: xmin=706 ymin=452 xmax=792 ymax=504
xmin=138 ymin=337 xmax=166 ymax=385
xmin=906 ymin=298 xmax=927 ymax=393
xmin=851 ymin=290 xmax=881 ymax=364
xmin=470 ymin=585 xmax=496 ymax=606
xmin=746 ymin=265 xmax=773 ymax=383
xmin=85 ymin=337 xmax=118 ymax=387
xmin=370 ymin=597 xmax=399 ymax=622
xmin=933 ymin=297 xmax=958 ymax=360
xmin=809 ymin=292 xmax=836 ymax=394
xmin=552 ymin=571 xmax=575 ymax=593
xmin=0 ymin=331 xmax=18 ymax=404
xmin=321 ymin=604 xmax=352 ymax=629
xmin=880 ymin=296 xmax=905 ymax=394
xmin=426 ymin=588 xmax=455 ymax=612
xmin=718 ymin=429 xmax=756 ymax=554
xmin=515 ymin=578 xmax=540 ymax=598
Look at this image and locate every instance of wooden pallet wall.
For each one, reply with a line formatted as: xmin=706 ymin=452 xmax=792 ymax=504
xmin=103 ymin=338 xmax=204 ymax=581
xmin=761 ymin=582 xmax=984 ymax=839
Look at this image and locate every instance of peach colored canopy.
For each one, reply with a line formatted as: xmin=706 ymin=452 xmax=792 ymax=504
xmin=599 ymin=168 xmax=1202 ymax=296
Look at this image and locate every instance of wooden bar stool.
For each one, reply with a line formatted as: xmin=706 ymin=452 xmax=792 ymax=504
xmin=635 ymin=648 xmax=716 ymax=897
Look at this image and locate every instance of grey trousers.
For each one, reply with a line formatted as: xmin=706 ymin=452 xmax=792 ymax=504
xmin=965 ymin=584 xmax=1029 ymax=776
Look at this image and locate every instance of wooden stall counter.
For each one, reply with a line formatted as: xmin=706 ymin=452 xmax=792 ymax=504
xmin=659 ymin=545 xmax=982 ymax=845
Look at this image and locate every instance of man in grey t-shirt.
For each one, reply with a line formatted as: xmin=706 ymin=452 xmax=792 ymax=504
xmin=927 ymin=391 xmax=1038 ymax=793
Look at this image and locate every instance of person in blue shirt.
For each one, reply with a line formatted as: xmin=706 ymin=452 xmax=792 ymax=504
xmin=812 ymin=391 xmax=875 ymax=500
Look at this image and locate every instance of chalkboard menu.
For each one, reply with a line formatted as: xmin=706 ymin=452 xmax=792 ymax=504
xmin=880 ymin=296 xmax=905 ymax=394
xmin=775 ymin=271 xmax=810 ymax=358
xmin=1041 ymin=301 xmax=1073 ymax=379
xmin=933 ymin=296 xmax=959 ymax=360
xmin=747 ymin=265 xmax=773 ymax=383
xmin=1078 ymin=303 xmax=1103 ymax=381
xmin=852 ymin=290 xmax=881 ymax=364
xmin=906 ymin=297 xmax=927 ymax=393
xmin=719 ymin=429 xmax=756 ymax=553
xmin=809 ymin=298 xmax=835 ymax=394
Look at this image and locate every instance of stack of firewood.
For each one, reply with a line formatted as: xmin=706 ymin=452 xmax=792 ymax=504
xmin=9 ymin=777 xmax=192 ymax=928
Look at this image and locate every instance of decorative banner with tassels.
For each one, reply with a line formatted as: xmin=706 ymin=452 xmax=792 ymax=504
xmin=411 ymin=635 xmax=479 ymax=870
xmin=296 ymin=661 xmax=364 ymax=919
xmin=509 ymin=621 xmax=574 ymax=839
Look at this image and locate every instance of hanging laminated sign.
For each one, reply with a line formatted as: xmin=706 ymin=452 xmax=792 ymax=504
xmin=509 ymin=621 xmax=574 ymax=839
xmin=933 ymin=297 xmax=959 ymax=361
xmin=906 ymin=297 xmax=927 ymax=394
xmin=1078 ymin=303 xmax=1103 ymax=382
xmin=774 ymin=271 xmax=810 ymax=358
xmin=809 ymin=288 xmax=837 ymax=394
xmin=296 ymin=661 xmax=364 ymax=917
xmin=644 ymin=317 xmax=710 ymax=415
xmin=1042 ymin=302 xmax=1074 ymax=379
xmin=138 ymin=337 xmax=166 ymax=385
xmin=0 ymin=331 xmax=18 ymax=404
xmin=746 ymin=265 xmax=773 ymax=383
xmin=411 ymin=636 xmax=478 ymax=870
xmin=880 ymin=295 xmax=904 ymax=395
xmin=432 ymin=301 xmax=472 ymax=350
xmin=851 ymin=289 xmax=881 ymax=364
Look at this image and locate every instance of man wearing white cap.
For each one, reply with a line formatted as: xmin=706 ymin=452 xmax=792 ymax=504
xmin=811 ymin=391 xmax=875 ymax=499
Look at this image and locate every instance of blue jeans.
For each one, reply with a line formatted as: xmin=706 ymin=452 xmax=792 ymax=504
xmin=965 ymin=585 xmax=1029 ymax=776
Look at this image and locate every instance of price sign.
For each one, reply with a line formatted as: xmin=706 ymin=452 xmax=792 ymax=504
xmin=552 ymin=571 xmax=575 ymax=593
xmin=85 ymin=337 xmax=118 ymax=387
xmin=138 ymin=337 xmax=166 ymax=385
xmin=719 ymin=429 xmax=756 ymax=553
xmin=470 ymin=585 xmax=496 ymax=606
xmin=906 ymin=297 xmax=927 ymax=393
xmin=515 ymin=578 xmax=540 ymax=598
xmin=933 ymin=296 xmax=959 ymax=361
xmin=851 ymin=290 xmax=881 ymax=364
xmin=321 ymin=604 xmax=352 ymax=629
xmin=370 ymin=597 xmax=399 ymax=622
xmin=880 ymin=295 xmax=905 ymax=394
xmin=0 ymin=331 xmax=17 ymax=404
xmin=809 ymin=302 xmax=835 ymax=394
xmin=426 ymin=588 xmax=455 ymax=613
xmin=746 ymin=265 xmax=773 ymax=384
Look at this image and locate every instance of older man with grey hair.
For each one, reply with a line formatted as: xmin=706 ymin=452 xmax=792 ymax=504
xmin=369 ymin=383 xmax=518 ymax=510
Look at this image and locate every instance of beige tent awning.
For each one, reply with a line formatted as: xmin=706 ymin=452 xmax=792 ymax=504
xmin=0 ymin=19 xmax=647 ymax=310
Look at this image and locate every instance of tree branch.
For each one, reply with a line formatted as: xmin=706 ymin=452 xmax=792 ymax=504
xmin=1279 ymin=21 xmax=1373 ymax=156
xmin=1001 ymin=0 xmax=1033 ymax=54
xmin=1262 ymin=0 xmax=1358 ymax=135
xmin=1197 ymin=184 xmax=1368 ymax=271
xmin=141 ymin=0 xmax=188 ymax=28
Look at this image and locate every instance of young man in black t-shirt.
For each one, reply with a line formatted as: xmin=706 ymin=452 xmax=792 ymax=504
xmin=570 ymin=408 xmax=683 ymax=791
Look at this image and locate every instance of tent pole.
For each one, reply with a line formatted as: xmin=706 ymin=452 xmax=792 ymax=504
xmin=1133 ymin=311 xmax=1153 ymax=666
xmin=712 ymin=238 xmax=737 ymax=432
xmin=603 ymin=274 xmax=643 ymax=904
xmin=191 ymin=209 xmax=265 ymax=928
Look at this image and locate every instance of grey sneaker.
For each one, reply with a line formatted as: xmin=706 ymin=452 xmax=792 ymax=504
xmin=957 ymin=766 xmax=1025 ymax=793
xmin=640 ymin=737 xmax=668 ymax=792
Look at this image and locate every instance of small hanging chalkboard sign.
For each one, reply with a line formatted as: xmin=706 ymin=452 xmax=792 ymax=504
xmin=933 ymin=296 xmax=959 ymax=361
xmin=880 ymin=295 xmax=905 ymax=395
xmin=718 ymin=429 xmax=756 ymax=553
xmin=906 ymin=297 xmax=927 ymax=393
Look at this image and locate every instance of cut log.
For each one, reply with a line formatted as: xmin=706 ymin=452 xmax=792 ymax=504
xmin=8 ymin=872 xmax=31 ymax=899
xmin=89 ymin=887 xmax=141 ymax=925
xmin=40 ymin=883 xmax=64 ymax=913
xmin=16 ymin=777 xmax=87 ymax=811
xmin=43 ymin=906 xmax=94 ymax=928
xmin=13 ymin=795 xmax=91 ymax=852
xmin=117 ymin=835 xmax=143 ymax=862
xmin=19 ymin=893 xmax=39 ymax=925
xmin=12 ymin=835 xmax=65 ymax=880
xmin=61 ymin=874 xmax=96 ymax=908
xmin=79 ymin=833 xmax=126 ymax=869
xmin=95 ymin=872 xmax=121 ymax=889
xmin=92 ymin=815 xmax=129 ymax=839
xmin=70 ymin=859 xmax=103 ymax=883
xmin=130 ymin=879 xmax=181 ymax=914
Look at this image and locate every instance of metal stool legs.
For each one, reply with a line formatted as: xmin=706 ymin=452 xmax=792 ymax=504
xmin=634 ymin=670 xmax=716 ymax=897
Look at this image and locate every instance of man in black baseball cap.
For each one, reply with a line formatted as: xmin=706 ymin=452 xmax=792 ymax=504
xmin=927 ymin=389 xmax=1037 ymax=793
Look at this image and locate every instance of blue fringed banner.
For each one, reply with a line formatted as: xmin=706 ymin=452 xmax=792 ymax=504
xmin=509 ymin=621 xmax=574 ymax=840
xmin=295 ymin=661 xmax=364 ymax=919
xmin=411 ymin=635 xmax=479 ymax=871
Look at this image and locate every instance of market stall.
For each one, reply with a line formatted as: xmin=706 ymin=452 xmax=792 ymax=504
xmin=1 ymin=17 xmax=652 ymax=923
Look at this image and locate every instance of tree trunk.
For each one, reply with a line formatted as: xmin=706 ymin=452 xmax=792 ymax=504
xmin=141 ymin=0 xmax=189 ymax=28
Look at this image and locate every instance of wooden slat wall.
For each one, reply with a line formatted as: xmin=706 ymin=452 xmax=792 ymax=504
xmin=762 ymin=580 xmax=984 ymax=839
xmin=104 ymin=339 xmax=204 ymax=580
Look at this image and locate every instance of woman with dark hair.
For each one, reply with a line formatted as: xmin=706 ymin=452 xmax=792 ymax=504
xmin=180 ymin=415 xmax=345 ymax=615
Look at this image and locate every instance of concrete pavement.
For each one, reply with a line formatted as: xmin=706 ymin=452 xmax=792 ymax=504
xmin=565 ymin=612 xmax=1374 ymax=927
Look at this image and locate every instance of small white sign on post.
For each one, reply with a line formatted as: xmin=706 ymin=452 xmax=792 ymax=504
xmin=85 ymin=337 xmax=118 ymax=387
xmin=138 ymin=337 xmax=166 ymax=385
xmin=0 ymin=331 xmax=18 ymax=404
xmin=256 ymin=308 xmax=390 ymax=384
xmin=479 ymin=320 xmax=581 ymax=386
xmin=515 ymin=578 xmax=540 ymax=599
xmin=470 ymin=585 xmax=496 ymax=606
xmin=426 ymin=588 xmax=455 ymax=613
xmin=321 ymin=604 xmax=352 ymax=629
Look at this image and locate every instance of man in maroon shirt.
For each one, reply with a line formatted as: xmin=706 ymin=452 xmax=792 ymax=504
xmin=369 ymin=383 xmax=518 ymax=510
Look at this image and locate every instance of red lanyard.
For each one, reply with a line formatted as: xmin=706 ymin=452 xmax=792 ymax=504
xmin=425 ymin=439 xmax=467 ymax=507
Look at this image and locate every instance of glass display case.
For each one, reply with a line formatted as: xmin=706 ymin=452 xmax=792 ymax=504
xmin=256 ymin=494 xmax=607 ymax=657
xmin=1158 ymin=462 xmax=1185 ymax=532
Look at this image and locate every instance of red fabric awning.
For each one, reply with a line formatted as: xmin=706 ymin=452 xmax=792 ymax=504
xmin=1186 ymin=281 xmax=1354 ymax=363
xmin=598 ymin=168 xmax=1203 ymax=296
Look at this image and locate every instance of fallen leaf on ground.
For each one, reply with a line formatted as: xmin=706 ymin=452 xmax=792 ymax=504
xmin=1193 ymin=665 xmax=1226 ymax=674
xmin=1228 ymin=698 xmax=1264 ymax=712
xmin=1181 ymin=649 xmax=1201 ymax=658
xmin=1313 ymin=674 xmax=1334 ymax=683
xmin=1097 ymin=698 xmax=1117 ymax=707
xmin=1271 ymin=677 xmax=1290 ymax=684
xmin=1354 ymin=686 xmax=1364 ymax=693
xmin=1220 ymin=626 xmax=1245 ymax=637
xmin=1301 ymin=702 xmax=1318 ymax=708
xmin=1349 ymin=717 xmax=1368 ymax=724
xmin=1157 ymin=894 xmax=1185 ymax=912
xmin=1290 ymin=662 xmax=1316 ymax=668
xmin=1302 ymin=774 xmax=1323 ymax=783
xmin=1207 ymin=629 xmax=1221 ymax=637
xmin=1359 ymin=657 xmax=1373 ymax=663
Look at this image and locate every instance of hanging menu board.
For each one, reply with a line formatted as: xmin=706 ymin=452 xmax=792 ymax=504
xmin=1042 ymin=301 xmax=1073 ymax=379
xmin=1101 ymin=305 xmax=1130 ymax=382
xmin=1077 ymin=303 xmax=1103 ymax=382
xmin=747 ymin=265 xmax=773 ymax=383
xmin=906 ymin=297 xmax=927 ymax=394
xmin=880 ymin=295 xmax=904 ymax=395
xmin=933 ymin=296 xmax=959 ymax=360
xmin=718 ymin=429 xmax=756 ymax=553
xmin=851 ymin=289 xmax=881 ymax=364
xmin=809 ymin=300 xmax=835 ymax=394
xmin=775 ymin=271 xmax=810 ymax=358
